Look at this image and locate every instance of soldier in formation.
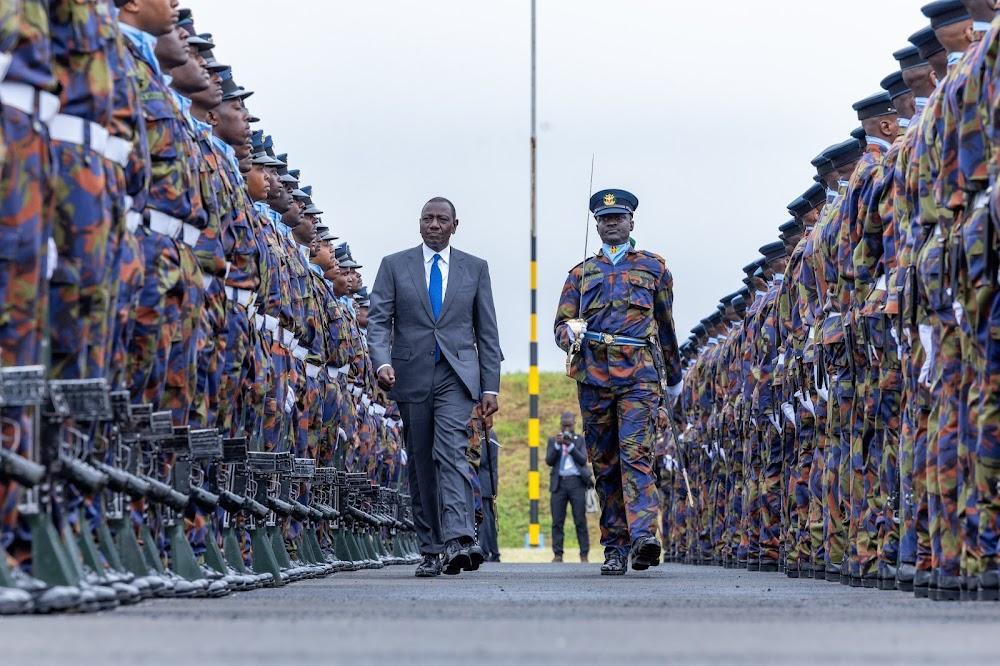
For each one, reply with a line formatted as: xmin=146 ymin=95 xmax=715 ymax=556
xmin=666 ymin=0 xmax=1000 ymax=602
xmin=0 ymin=1 xmax=421 ymax=614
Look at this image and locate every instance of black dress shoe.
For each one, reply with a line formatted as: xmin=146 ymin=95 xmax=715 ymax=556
xmin=913 ymin=569 xmax=931 ymax=598
xmin=443 ymin=539 xmax=471 ymax=575
xmin=466 ymin=543 xmax=485 ymax=571
xmin=978 ymin=570 xmax=1000 ymax=601
xmin=876 ymin=562 xmax=897 ymax=591
xmin=415 ymin=554 xmax=442 ymax=578
xmin=758 ymin=559 xmax=780 ymax=573
xmin=601 ymin=551 xmax=628 ymax=576
xmin=934 ymin=574 xmax=962 ymax=601
xmin=630 ymin=536 xmax=662 ymax=571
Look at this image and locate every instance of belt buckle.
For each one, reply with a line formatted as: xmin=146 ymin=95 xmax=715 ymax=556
xmin=601 ymin=333 xmax=615 ymax=345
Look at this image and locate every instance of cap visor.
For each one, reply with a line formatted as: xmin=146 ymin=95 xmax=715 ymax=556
xmin=594 ymin=206 xmax=632 ymax=217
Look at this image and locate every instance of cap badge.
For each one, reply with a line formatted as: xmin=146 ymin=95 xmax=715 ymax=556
xmin=603 ymin=193 xmax=616 ymax=206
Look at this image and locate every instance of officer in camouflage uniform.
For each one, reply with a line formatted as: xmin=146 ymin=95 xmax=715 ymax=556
xmin=554 ymin=189 xmax=682 ymax=575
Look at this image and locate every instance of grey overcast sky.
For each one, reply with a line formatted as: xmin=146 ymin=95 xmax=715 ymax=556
xmin=193 ymin=0 xmax=929 ymax=373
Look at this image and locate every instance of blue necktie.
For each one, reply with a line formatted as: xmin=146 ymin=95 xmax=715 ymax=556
xmin=429 ymin=254 xmax=443 ymax=360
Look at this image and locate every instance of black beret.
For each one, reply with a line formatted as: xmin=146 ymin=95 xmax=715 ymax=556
xmin=801 ymin=182 xmax=827 ymax=209
xmin=590 ymin=189 xmax=638 ymax=217
xmin=732 ymin=295 xmax=747 ymax=313
xmin=787 ymin=197 xmax=811 ymax=218
xmin=220 ymin=69 xmax=253 ymax=101
xmin=707 ymin=311 xmax=723 ymax=326
xmin=828 ymin=138 xmax=864 ymax=169
xmin=909 ymin=26 xmax=945 ymax=60
xmin=720 ymin=290 xmax=742 ymax=306
xmin=921 ymin=0 xmax=970 ymax=28
xmin=893 ymin=45 xmax=925 ymax=71
xmin=811 ymin=146 xmax=837 ymax=177
xmin=853 ymin=92 xmax=896 ymax=121
xmin=759 ymin=241 xmax=787 ymax=262
xmin=691 ymin=324 xmax=707 ymax=337
xmin=880 ymin=71 xmax=911 ymax=100
xmin=779 ymin=218 xmax=804 ymax=236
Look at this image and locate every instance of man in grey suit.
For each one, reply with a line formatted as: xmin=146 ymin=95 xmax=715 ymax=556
xmin=368 ymin=197 xmax=502 ymax=577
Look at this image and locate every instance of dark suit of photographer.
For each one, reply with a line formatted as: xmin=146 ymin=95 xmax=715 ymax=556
xmin=546 ymin=413 xmax=591 ymax=562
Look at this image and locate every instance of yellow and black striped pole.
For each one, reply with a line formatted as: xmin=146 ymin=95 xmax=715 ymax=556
xmin=527 ymin=0 xmax=540 ymax=548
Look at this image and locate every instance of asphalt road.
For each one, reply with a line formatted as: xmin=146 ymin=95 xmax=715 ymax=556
xmin=4 ymin=562 xmax=1000 ymax=665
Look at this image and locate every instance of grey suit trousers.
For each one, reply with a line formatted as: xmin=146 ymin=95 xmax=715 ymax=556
xmin=398 ymin=360 xmax=477 ymax=554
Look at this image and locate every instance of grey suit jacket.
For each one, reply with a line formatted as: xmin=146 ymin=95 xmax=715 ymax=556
xmin=368 ymin=245 xmax=502 ymax=403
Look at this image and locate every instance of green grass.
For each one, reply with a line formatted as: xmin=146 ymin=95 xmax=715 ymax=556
xmin=493 ymin=372 xmax=601 ymax=552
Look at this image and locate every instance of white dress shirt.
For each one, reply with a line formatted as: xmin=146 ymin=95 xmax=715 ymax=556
xmin=378 ymin=243 xmax=497 ymax=397
xmin=423 ymin=243 xmax=451 ymax=294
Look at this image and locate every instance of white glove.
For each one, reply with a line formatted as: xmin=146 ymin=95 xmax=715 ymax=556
xmin=776 ymin=352 xmax=786 ymax=374
xmin=795 ymin=390 xmax=816 ymax=417
xmin=283 ymin=384 xmax=296 ymax=414
xmin=767 ymin=413 xmax=781 ymax=433
xmin=566 ymin=319 xmax=587 ymax=342
xmin=918 ymin=323 xmax=935 ymax=387
xmin=780 ymin=402 xmax=797 ymax=426
xmin=337 ymin=427 xmax=347 ymax=443
xmin=889 ymin=325 xmax=902 ymax=357
xmin=816 ymin=385 xmax=829 ymax=403
xmin=399 ymin=448 xmax=408 ymax=466
xmin=952 ymin=300 xmax=965 ymax=327
xmin=46 ymin=238 xmax=58 ymax=280
xmin=666 ymin=381 xmax=682 ymax=406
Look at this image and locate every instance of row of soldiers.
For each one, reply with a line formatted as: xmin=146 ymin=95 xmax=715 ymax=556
xmin=658 ymin=0 xmax=1000 ymax=602
xmin=0 ymin=1 xmax=422 ymax=614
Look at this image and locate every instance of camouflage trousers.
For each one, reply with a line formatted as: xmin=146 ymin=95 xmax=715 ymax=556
xmin=821 ymin=339 xmax=852 ymax=570
xmin=925 ymin=323 xmax=965 ymax=579
xmin=789 ymin=398 xmax=817 ymax=569
xmin=954 ymin=205 xmax=1000 ymax=573
xmin=216 ymin=301 xmax=253 ymax=437
xmin=295 ymin=368 xmax=321 ymax=460
xmin=108 ymin=225 xmax=144 ymax=391
xmin=126 ymin=228 xmax=183 ymax=408
xmin=190 ymin=280 xmax=226 ymax=428
xmin=263 ymin=342 xmax=292 ymax=452
xmin=48 ymin=139 xmax=112 ymax=380
xmin=848 ymin=363 xmax=881 ymax=579
xmin=0 ymin=106 xmax=51 ymax=550
xmin=755 ymin=419 xmax=784 ymax=563
xmin=577 ymin=382 xmax=660 ymax=556
xmin=900 ymin=331 xmax=931 ymax=572
xmin=162 ymin=244 xmax=204 ymax=425
xmin=977 ymin=285 xmax=1000 ymax=573
xmin=318 ymin=375 xmax=343 ymax=468
xmin=0 ymin=105 xmax=50 ymax=367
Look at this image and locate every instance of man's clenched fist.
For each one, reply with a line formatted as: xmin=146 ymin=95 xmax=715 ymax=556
xmin=377 ymin=366 xmax=396 ymax=391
